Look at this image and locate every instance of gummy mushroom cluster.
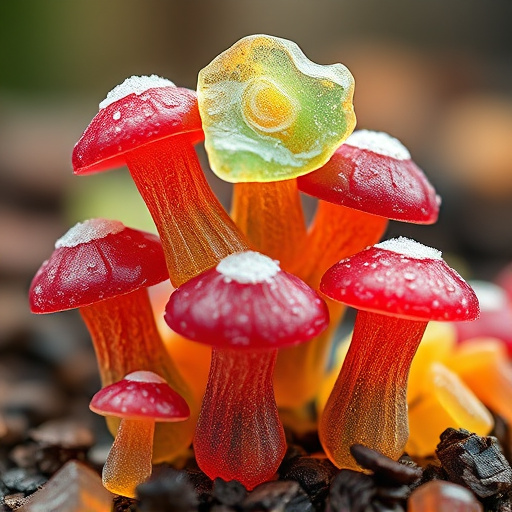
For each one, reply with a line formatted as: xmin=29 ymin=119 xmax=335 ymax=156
xmin=28 ymin=33 xmax=497 ymax=510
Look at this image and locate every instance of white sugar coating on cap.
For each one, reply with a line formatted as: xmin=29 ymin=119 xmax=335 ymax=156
xmin=124 ymin=370 xmax=167 ymax=384
xmin=216 ymin=251 xmax=281 ymax=284
xmin=345 ymin=130 xmax=411 ymax=160
xmin=375 ymin=237 xmax=442 ymax=260
xmin=99 ymin=75 xmax=176 ymax=109
xmin=55 ymin=219 xmax=125 ymax=248
xmin=468 ymin=280 xmax=507 ymax=312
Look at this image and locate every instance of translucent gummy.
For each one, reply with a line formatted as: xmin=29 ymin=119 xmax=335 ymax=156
xmin=197 ymin=34 xmax=356 ymax=182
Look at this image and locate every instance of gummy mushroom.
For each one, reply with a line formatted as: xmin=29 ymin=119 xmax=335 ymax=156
xmin=165 ymin=251 xmax=329 ymax=490
xmin=72 ymin=75 xmax=248 ymax=287
xmin=90 ymin=370 xmax=190 ymax=498
xmin=274 ymin=130 xmax=440 ymax=408
xmin=318 ymin=237 xmax=479 ymax=470
xmin=295 ymin=129 xmax=440 ymax=288
xmin=198 ymin=34 xmax=356 ymax=270
xmin=29 ymin=218 xmax=196 ymax=462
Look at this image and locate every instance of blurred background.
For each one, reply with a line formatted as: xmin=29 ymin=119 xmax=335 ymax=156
xmin=1 ymin=0 xmax=512 ymax=435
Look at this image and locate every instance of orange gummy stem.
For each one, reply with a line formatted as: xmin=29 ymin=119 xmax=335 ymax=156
xmin=102 ymin=418 xmax=154 ymax=498
xmin=273 ymin=298 xmax=344 ymax=408
xmin=319 ymin=310 xmax=427 ymax=470
xmin=274 ymin=202 xmax=387 ymax=409
xmin=125 ymin=137 xmax=248 ymax=287
xmin=80 ymin=288 xmax=195 ymax=463
xmin=194 ymin=348 xmax=286 ymax=490
xmin=231 ymin=180 xmax=307 ymax=272
xmin=295 ymin=201 xmax=388 ymax=289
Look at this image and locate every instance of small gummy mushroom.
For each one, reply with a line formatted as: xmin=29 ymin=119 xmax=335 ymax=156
xmin=89 ymin=370 xmax=190 ymax=498
xmin=29 ymin=218 xmax=196 ymax=462
xmin=318 ymin=237 xmax=479 ymax=470
xmin=275 ymin=130 xmax=440 ymax=408
xmin=165 ymin=251 xmax=329 ymax=490
xmin=72 ymin=75 xmax=248 ymax=287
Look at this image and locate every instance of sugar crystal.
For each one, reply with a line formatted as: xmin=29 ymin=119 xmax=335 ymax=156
xmin=375 ymin=237 xmax=442 ymax=260
xmin=216 ymin=251 xmax=280 ymax=284
xmin=99 ymin=75 xmax=175 ymax=109
xmin=345 ymin=129 xmax=411 ymax=160
xmin=55 ymin=219 xmax=125 ymax=248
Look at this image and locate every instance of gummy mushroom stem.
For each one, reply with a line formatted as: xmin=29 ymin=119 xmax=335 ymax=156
xmin=103 ymin=417 xmax=155 ymax=498
xmin=231 ymin=180 xmax=307 ymax=271
xmin=194 ymin=348 xmax=284 ymax=490
xmin=124 ymin=137 xmax=248 ymax=286
xmin=320 ymin=311 xmax=427 ymax=468
xmin=293 ymin=202 xmax=388 ymax=288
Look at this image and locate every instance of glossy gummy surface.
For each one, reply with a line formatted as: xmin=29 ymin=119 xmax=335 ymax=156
xmin=297 ymin=130 xmax=440 ymax=224
xmin=90 ymin=372 xmax=190 ymax=421
xmin=29 ymin=221 xmax=169 ymax=313
xmin=73 ymin=85 xmax=203 ymax=174
xmin=165 ymin=252 xmax=329 ymax=350
xmin=197 ymin=34 xmax=356 ymax=182
xmin=320 ymin=239 xmax=479 ymax=322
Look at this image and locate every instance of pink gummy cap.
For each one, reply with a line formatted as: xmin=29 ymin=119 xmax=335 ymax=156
xmin=29 ymin=219 xmax=169 ymax=313
xmin=320 ymin=237 xmax=479 ymax=322
xmin=73 ymin=78 xmax=203 ymax=175
xmin=165 ymin=251 xmax=329 ymax=350
xmin=297 ymin=130 xmax=440 ymax=224
xmin=90 ymin=371 xmax=190 ymax=421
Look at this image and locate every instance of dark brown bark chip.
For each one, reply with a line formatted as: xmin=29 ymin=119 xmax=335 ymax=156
xmin=436 ymin=428 xmax=512 ymax=498
xmin=137 ymin=467 xmax=198 ymax=512
xmin=243 ymin=480 xmax=313 ymax=512
xmin=350 ymin=445 xmax=422 ymax=485
xmin=327 ymin=469 xmax=408 ymax=512
xmin=212 ymin=478 xmax=247 ymax=507
xmin=113 ymin=495 xmax=139 ymax=512
xmin=279 ymin=456 xmax=338 ymax=506
xmin=184 ymin=467 xmax=214 ymax=506
xmin=327 ymin=470 xmax=376 ymax=512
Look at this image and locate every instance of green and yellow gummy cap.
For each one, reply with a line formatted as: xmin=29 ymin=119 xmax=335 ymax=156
xmin=197 ymin=34 xmax=356 ymax=183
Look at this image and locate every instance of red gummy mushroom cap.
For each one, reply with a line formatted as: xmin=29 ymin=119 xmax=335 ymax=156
xmin=90 ymin=370 xmax=190 ymax=421
xmin=297 ymin=130 xmax=440 ymax=224
xmin=320 ymin=237 xmax=479 ymax=322
xmin=165 ymin=251 xmax=329 ymax=350
xmin=29 ymin=218 xmax=169 ymax=313
xmin=72 ymin=75 xmax=204 ymax=175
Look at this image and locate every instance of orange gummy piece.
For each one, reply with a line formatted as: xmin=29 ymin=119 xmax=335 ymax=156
xmin=407 ymin=362 xmax=493 ymax=458
xmin=448 ymin=338 xmax=512 ymax=424
xmin=408 ymin=480 xmax=483 ymax=512
xmin=407 ymin=321 xmax=457 ymax=404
